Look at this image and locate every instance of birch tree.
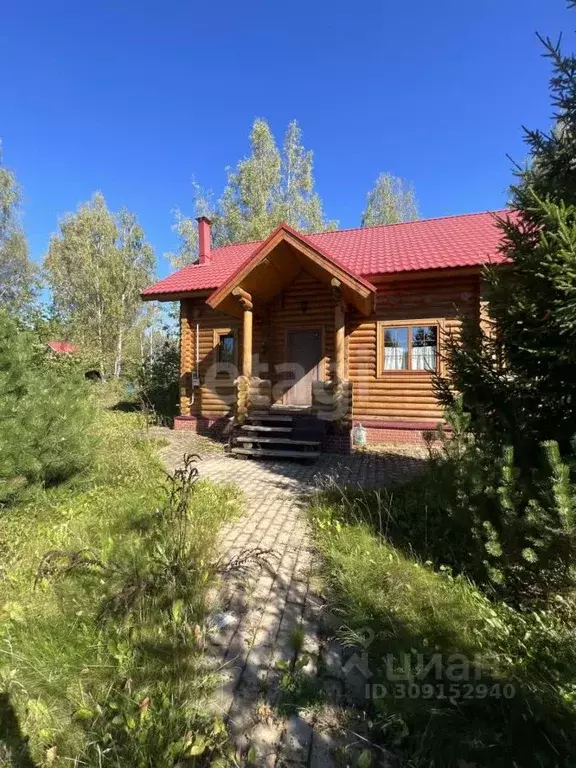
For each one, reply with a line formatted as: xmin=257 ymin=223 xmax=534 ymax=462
xmin=279 ymin=120 xmax=331 ymax=233
xmin=0 ymin=144 xmax=35 ymax=312
xmin=361 ymin=173 xmax=419 ymax=226
xmin=45 ymin=193 xmax=154 ymax=377
xmin=112 ymin=210 xmax=155 ymax=376
xmin=169 ymin=119 xmax=336 ymax=267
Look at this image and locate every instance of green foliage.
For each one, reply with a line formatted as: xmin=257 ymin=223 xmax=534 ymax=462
xmin=327 ymin=403 xmax=576 ymax=605
xmin=361 ymin=172 xmax=419 ymax=226
xmin=0 ymin=411 xmax=241 ymax=766
xmin=0 ymin=142 xmax=36 ymax=314
xmin=310 ymin=501 xmax=576 ymax=767
xmin=138 ymin=335 xmax=179 ymax=423
xmin=426 ymin=403 xmax=576 ymax=603
xmin=427 ymin=19 xmax=576 ymax=609
xmin=0 ymin=310 xmax=97 ymax=504
xmin=169 ymin=119 xmax=336 ymax=267
xmin=436 ymin=31 xmax=576 ymax=458
xmin=44 ymin=192 xmax=155 ymax=378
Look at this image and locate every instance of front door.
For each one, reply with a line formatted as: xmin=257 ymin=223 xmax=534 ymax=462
xmin=285 ymin=329 xmax=322 ymax=406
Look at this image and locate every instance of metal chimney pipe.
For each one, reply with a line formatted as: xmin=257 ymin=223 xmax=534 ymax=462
xmin=196 ymin=216 xmax=212 ymax=264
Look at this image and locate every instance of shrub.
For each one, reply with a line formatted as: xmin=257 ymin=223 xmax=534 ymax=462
xmin=328 ymin=402 xmax=576 ymax=606
xmin=137 ymin=337 xmax=179 ymax=424
xmin=0 ymin=310 xmax=97 ymax=503
xmin=310 ymin=504 xmax=576 ymax=767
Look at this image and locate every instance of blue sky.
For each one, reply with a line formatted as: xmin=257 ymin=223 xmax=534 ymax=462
xmin=1 ymin=0 xmax=572 ymax=280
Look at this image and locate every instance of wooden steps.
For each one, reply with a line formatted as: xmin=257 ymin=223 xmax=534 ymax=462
xmin=229 ymin=411 xmax=324 ymax=461
xmin=236 ymin=436 xmax=320 ymax=446
xmin=231 ymin=447 xmax=321 ymax=459
xmin=246 ymin=413 xmax=293 ymax=423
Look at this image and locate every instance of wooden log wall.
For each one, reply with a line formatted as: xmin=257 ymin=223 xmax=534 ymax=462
xmin=179 ymin=269 xmax=480 ymax=423
xmin=347 ymin=273 xmax=481 ymax=423
xmin=268 ymin=271 xmax=335 ymax=404
xmin=312 ymin=380 xmax=352 ymax=422
xmin=180 ymin=298 xmax=243 ymax=416
xmin=248 ymin=377 xmax=272 ymax=411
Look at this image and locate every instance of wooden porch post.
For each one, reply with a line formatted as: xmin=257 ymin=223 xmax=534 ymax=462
xmin=232 ymin=287 xmax=253 ymax=378
xmin=331 ymin=278 xmax=345 ymax=384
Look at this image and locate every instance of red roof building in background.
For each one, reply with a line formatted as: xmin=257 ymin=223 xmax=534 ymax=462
xmin=46 ymin=340 xmax=78 ymax=354
xmin=143 ymin=210 xmax=510 ymax=300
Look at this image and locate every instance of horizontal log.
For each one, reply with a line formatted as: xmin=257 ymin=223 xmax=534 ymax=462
xmin=355 ymin=398 xmax=439 ymax=407
xmin=349 ymin=376 xmax=435 ymax=385
xmin=354 ymin=391 xmax=438 ymax=401
xmin=199 ymin=392 xmax=235 ymax=402
xmin=250 ymin=397 xmax=272 ymax=407
xmin=354 ymin=407 xmax=441 ymax=416
xmin=349 ymin=384 xmax=436 ymax=393
xmin=352 ymin=394 xmax=437 ymax=402
xmin=354 ymin=395 xmax=438 ymax=404
xmin=348 ymin=357 xmax=377 ymax=364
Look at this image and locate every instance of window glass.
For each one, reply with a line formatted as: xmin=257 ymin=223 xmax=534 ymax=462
xmin=411 ymin=326 xmax=437 ymax=370
xmin=218 ymin=332 xmax=235 ymax=364
xmin=384 ymin=327 xmax=409 ymax=370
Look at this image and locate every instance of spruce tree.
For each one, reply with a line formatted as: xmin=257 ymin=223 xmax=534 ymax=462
xmin=437 ymin=25 xmax=576 ymax=460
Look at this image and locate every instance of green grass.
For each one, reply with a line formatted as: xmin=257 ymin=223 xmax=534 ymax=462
xmin=0 ymin=410 xmax=242 ymax=767
xmin=309 ymin=499 xmax=576 ymax=768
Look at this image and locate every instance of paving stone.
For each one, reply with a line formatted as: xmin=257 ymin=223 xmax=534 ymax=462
xmin=286 ymin=579 xmax=308 ymax=605
xmin=276 ymin=603 xmax=305 ymax=639
xmin=157 ymin=430 xmax=426 ymax=767
xmin=322 ymin=677 xmax=343 ymax=704
xmin=278 ymin=714 xmax=313 ymax=764
xmin=309 ymin=729 xmax=337 ymax=768
xmin=249 ymin=719 xmax=285 ymax=766
xmin=323 ymin=642 xmax=344 ymax=680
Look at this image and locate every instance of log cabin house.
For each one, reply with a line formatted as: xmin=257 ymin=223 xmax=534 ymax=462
xmin=142 ymin=212 xmax=507 ymax=456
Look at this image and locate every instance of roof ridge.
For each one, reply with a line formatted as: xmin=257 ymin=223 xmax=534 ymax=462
xmin=205 ymin=209 xmax=510 ymax=255
xmin=143 ymin=208 xmax=510 ymax=299
xmin=209 ymin=237 xmax=262 ymax=252
xmin=307 ymin=209 xmax=509 ymax=237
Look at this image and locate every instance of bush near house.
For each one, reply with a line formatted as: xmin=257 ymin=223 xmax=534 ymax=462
xmin=137 ymin=336 xmax=180 ymax=424
xmin=310 ymin=488 xmax=576 ymax=767
xmin=0 ymin=405 xmax=241 ymax=766
xmin=0 ymin=309 xmax=97 ymax=505
xmin=347 ymin=404 xmax=576 ymax=606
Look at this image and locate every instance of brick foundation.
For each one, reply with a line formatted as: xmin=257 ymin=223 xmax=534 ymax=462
xmin=174 ymin=414 xmax=232 ymax=440
xmin=353 ymin=420 xmax=443 ymax=446
xmin=324 ymin=424 xmax=352 ymax=455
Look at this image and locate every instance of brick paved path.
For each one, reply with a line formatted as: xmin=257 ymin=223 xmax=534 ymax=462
xmin=158 ymin=434 xmax=425 ymax=767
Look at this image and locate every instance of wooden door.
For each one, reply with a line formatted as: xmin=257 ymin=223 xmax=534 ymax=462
xmin=285 ymin=329 xmax=322 ymax=406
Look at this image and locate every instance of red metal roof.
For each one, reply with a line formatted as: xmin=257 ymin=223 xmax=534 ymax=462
xmin=47 ymin=340 xmax=78 ymax=354
xmin=143 ymin=210 xmax=510 ymax=299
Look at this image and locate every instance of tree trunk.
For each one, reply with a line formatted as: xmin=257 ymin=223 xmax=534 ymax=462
xmin=114 ymin=291 xmax=126 ymax=378
xmin=114 ymin=325 xmax=124 ymax=378
xmin=96 ymin=302 xmax=105 ymax=378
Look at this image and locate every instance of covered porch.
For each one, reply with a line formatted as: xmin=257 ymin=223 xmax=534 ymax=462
xmin=206 ymin=224 xmax=376 ymax=455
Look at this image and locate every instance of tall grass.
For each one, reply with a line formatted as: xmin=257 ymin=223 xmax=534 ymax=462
xmin=0 ymin=410 xmax=241 ymax=766
xmin=310 ymin=495 xmax=576 ymax=767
